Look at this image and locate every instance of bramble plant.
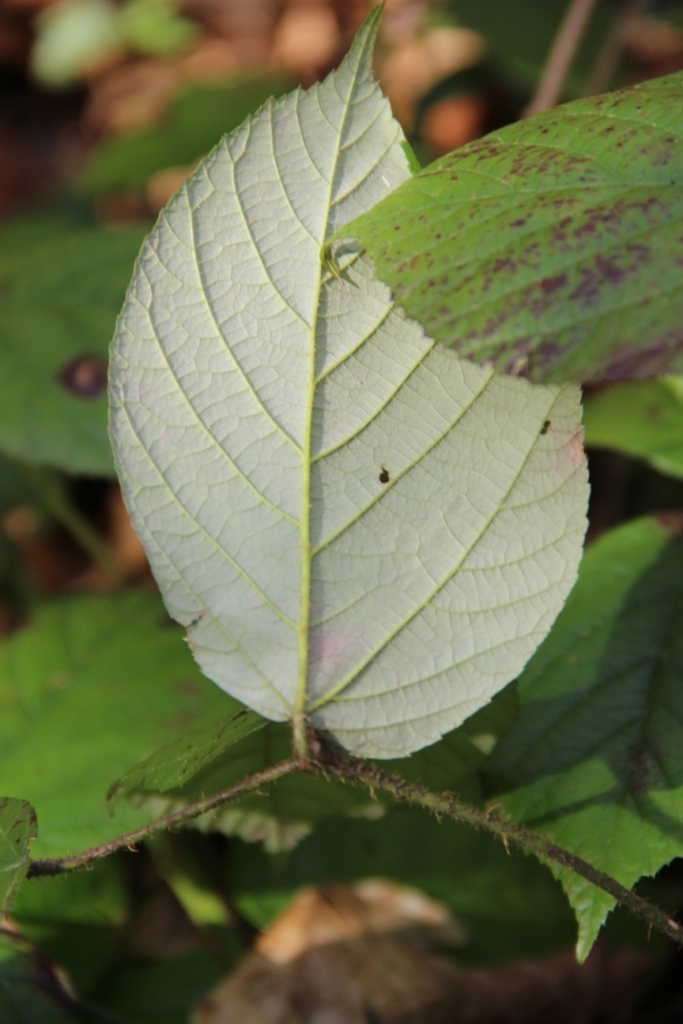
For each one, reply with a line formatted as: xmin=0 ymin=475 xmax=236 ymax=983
xmin=3 ymin=4 xmax=683 ymax=1016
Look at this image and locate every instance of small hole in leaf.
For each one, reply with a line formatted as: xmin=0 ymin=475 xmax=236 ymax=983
xmin=540 ymin=420 xmax=551 ymax=435
xmin=379 ymin=467 xmax=390 ymax=484
xmin=58 ymin=354 xmax=107 ymax=398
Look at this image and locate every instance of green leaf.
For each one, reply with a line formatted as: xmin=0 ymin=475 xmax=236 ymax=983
xmin=584 ymin=377 xmax=683 ymax=478
xmin=333 ymin=71 xmax=683 ymax=385
xmin=80 ymin=76 xmax=288 ymax=194
xmin=110 ymin=9 xmax=588 ymax=757
xmin=0 ymin=798 xmax=36 ymax=917
xmin=0 ymin=214 xmax=145 ymax=475
xmin=111 ymin=707 xmax=268 ymax=795
xmin=488 ymin=515 xmax=683 ymax=958
xmin=122 ymin=722 xmax=389 ymax=854
xmin=0 ymin=592 xmax=232 ymax=859
xmin=119 ymin=0 xmax=198 ymax=58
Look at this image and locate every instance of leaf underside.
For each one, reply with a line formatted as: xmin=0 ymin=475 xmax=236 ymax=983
xmin=335 ymin=71 xmax=683 ymax=386
xmin=110 ymin=10 xmax=589 ymax=757
xmin=490 ymin=515 xmax=683 ymax=958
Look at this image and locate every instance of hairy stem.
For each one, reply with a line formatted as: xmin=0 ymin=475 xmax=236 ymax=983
xmin=27 ymin=758 xmax=305 ymax=879
xmin=24 ymin=734 xmax=683 ymax=951
xmin=314 ymin=743 xmax=683 ymax=950
xmin=525 ymin=0 xmax=602 ymax=116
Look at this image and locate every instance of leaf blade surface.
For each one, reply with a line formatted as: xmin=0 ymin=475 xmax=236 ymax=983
xmin=111 ymin=13 xmax=589 ymax=756
xmin=489 ymin=515 xmax=683 ymax=956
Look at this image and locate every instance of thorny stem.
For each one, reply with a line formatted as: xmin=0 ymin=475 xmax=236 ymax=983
xmin=312 ymin=742 xmax=683 ymax=952
xmin=525 ymin=0 xmax=602 ymax=116
xmin=24 ymin=736 xmax=683 ymax=952
xmin=27 ymin=758 xmax=305 ymax=879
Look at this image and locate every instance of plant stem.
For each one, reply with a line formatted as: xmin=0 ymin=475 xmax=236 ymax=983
xmin=292 ymin=714 xmax=310 ymax=760
xmin=24 ymin=734 xmax=683 ymax=951
xmin=21 ymin=464 xmax=124 ymax=583
xmin=314 ymin=743 xmax=683 ymax=951
xmin=27 ymin=757 xmax=305 ymax=879
xmin=525 ymin=0 xmax=602 ymax=116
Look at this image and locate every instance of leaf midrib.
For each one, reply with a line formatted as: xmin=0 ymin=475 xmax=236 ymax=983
xmin=295 ymin=25 xmax=378 ymax=724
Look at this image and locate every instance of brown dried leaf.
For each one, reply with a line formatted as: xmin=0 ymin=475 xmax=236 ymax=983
xmin=256 ymin=881 xmax=465 ymax=964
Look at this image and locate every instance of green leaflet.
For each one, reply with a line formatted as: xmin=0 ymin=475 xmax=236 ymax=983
xmin=489 ymin=515 xmax=683 ymax=958
xmin=332 ymin=71 xmax=683 ymax=386
xmin=111 ymin=707 xmax=268 ymax=796
xmin=0 ymin=798 xmax=36 ymax=917
xmin=110 ymin=10 xmax=589 ymax=757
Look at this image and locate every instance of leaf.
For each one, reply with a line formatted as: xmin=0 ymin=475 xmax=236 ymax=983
xmin=112 ymin=707 xmax=268 ymax=796
xmin=0 ymin=213 xmax=145 ymax=476
xmin=488 ymin=515 xmax=683 ymax=958
xmin=384 ymin=681 xmax=519 ymax=790
xmin=332 ymin=72 xmax=683 ymax=386
xmin=584 ymin=377 xmax=683 ymax=478
xmin=0 ymin=799 xmax=36 ymax=917
xmin=122 ymin=722 xmax=391 ymax=854
xmin=0 ymin=591 xmax=233 ymax=859
xmin=110 ymin=9 xmax=589 ymax=758
xmin=80 ymin=76 xmax=289 ymax=194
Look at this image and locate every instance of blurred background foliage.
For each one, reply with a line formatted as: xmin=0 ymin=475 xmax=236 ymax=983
xmin=3 ymin=0 xmax=683 ymax=1021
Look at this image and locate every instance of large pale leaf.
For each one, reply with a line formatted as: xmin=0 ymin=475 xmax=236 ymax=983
xmin=332 ymin=72 xmax=683 ymax=385
xmin=110 ymin=10 xmax=589 ymax=757
xmin=489 ymin=515 xmax=683 ymax=958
